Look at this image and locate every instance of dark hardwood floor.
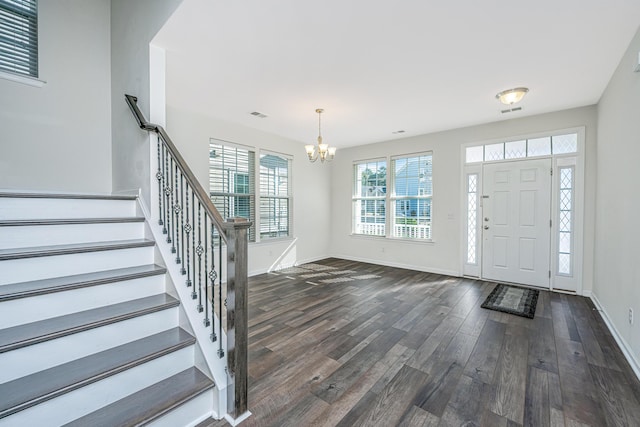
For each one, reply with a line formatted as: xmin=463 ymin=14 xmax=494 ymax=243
xmin=201 ymin=258 xmax=640 ymax=427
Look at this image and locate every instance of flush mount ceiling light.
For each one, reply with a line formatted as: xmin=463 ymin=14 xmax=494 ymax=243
xmin=305 ymin=108 xmax=336 ymax=163
xmin=496 ymin=87 xmax=529 ymax=105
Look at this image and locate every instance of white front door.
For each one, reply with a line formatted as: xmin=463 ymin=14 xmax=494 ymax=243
xmin=482 ymin=158 xmax=551 ymax=288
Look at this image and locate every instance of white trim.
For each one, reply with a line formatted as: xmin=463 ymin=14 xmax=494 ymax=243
xmin=0 ymin=70 xmax=46 ymax=87
xmin=331 ymin=253 xmax=460 ymax=277
xmin=590 ymin=293 xmax=640 ymax=382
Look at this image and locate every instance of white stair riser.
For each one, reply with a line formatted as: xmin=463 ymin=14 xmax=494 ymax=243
xmin=0 ymin=247 xmax=154 ymax=285
xmin=0 ymin=222 xmax=145 ymax=249
xmin=0 ymin=275 xmax=166 ymax=329
xmin=148 ymin=388 xmax=215 ymax=427
xmin=0 ymin=346 xmax=194 ymax=427
xmin=0 ymin=307 xmax=179 ymax=383
xmin=0 ymin=198 xmax=137 ymax=220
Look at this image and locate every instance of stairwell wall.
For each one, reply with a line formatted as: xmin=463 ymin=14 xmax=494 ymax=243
xmin=0 ymin=0 xmax=112 ymax=194
xmin=110 ymin=0 xmax=182 ymax=206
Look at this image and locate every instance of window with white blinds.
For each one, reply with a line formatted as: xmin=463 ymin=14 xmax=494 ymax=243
xmin=0 ymin=0 xmax=38 ymax=78
xmin=209 ymin=139 xmax=256 ymax=242
xmin=259 ymin=153 xmax=291 ymax=240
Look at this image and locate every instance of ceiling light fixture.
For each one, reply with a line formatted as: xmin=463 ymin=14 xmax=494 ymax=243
xmin=496 ymin=87 xmax=529 ymax=106
xmin=305 ymin=108 xmax=336 ymax=163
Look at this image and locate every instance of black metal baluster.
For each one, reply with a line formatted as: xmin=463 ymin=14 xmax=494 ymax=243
xmin=179 ymin=173 xmax=186 ymax=272
xmin=173 ymin=162 xmax=180 ymax=259
xmin=191 ymin=192 xmax=197 ymax=298
xmin=156 ymin=139 xmax=163 ymax=226
xmin=170 ymin=158 xmax=176 ymax=252
xmin=164 ymin=148 xmax=172 ymax=242
xmin=196 ymin=201 xmax=203 ymax=308
xmin=161 ymin=144 xmax=167 ymax=234
xmin=209 ymin=226 xmax=217 ymax=341
xmin=184 ymin=183 xmax=192 ymax=285
xmin=203 ymin=220 xmax=210 ymax=326
xmin=218 ymin=234 xmax=224 ymax=357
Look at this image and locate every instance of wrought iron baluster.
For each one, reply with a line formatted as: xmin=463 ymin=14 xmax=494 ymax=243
xmin=196 ymin=201 xmax=203 ymax=309
xmin=191 ymin=192 xmax=197 ymax=298
xmin=179 ymin=173 xmax=186 ymax=272
xmin=209 ymin=226 xmax=217 ymax=341
xmin=164 ymin=146 xmax=172 ymax=243
xmin=161 ymin=143 xmax=167 ymax=234
xmin=156 ymin=139 xmax=163 ymax=226
xmin=173 ymin=162 xmax=180 ymax=258
xmin=184 ymin=183 xmax=192 ymax=285
xmin=203 ymin=220 xmax=210 ymax=326
xmin=218 ymin=233 xmax=224 ymax=357
xmin=170 ymin=157 xmax=177 ymax=252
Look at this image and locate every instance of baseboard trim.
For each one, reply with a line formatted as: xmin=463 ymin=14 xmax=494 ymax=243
xmin=590 ymin=293 xmax=640 ymax=381
xmin=330 ymin=253 xmax=460 ymax=278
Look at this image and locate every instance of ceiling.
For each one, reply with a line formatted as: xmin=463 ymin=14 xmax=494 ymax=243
xmin=153 ymin=0 xmax=640 ymax=148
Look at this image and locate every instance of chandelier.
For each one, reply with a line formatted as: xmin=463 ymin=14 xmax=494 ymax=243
xmin=305 ymin=108 xmax=336 ymax=163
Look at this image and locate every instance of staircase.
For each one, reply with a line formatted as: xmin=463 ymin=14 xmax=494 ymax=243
xmin=0 ymin=192 xmax=217 ymax=426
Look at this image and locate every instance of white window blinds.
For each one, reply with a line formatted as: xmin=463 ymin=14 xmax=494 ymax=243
xmin=0 ymin=0 xmax=38 ymax=78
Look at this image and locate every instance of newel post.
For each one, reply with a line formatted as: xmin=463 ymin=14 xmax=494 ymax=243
xmin=224 ymin=217 xmax=251 ymax=421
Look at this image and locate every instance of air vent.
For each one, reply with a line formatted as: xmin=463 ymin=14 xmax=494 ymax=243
xmin=250 ymin=111 xmax=268 ymax=118
xmin=501 ymin=107 xmax=522 ymax=114
xmin=392 ymin=130 xmax=406 ymax=134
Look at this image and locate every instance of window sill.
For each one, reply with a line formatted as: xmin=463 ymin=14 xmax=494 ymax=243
xmin=250 ymin=236 xmax=295 ymax=246
xmin=350 ymin=233 xmax=435 ymax=244
xmin=0 ymin=70 xmax=46 ymax=87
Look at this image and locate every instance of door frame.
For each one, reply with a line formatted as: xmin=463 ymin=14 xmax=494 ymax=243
xmin=460 ymin=126 xmax=585 ymax=295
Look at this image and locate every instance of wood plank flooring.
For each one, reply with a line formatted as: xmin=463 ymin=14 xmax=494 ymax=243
xmin=200 ymin=258 xmax=640 ymax=427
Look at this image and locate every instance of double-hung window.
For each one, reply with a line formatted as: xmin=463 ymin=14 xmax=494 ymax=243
xmin=209 ymin=139 xmax=256 ymax=242
xmin=0 ymin=0 xmax=38 ymax=78
xmin=353 ymin=159 xmax=387 ymax=236
xmin=391 ymin=153 xmax=433 ymax=239
xmin=259 ymin=152 xmax=291 ymax=239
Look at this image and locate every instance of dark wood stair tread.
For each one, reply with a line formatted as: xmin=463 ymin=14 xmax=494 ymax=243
xmin=0 ymin=192 xmax=137 ymax=200
xmin=0 ymin=294 xmax=179 ymax=353
xmin=0 ymin=217 xmax=145 ymax=226
xmin=0 ymin=264 xmax=166 ymax=301
xmin=0 ymin=328 xmax=195 ymax=419
xmin=0 ymin=239 xmax=155 ymax=261
xmin=63 ymin=367 xmax=214 ymax=427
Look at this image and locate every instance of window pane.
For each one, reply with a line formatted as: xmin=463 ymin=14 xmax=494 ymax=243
xmin=209 ymin=140 xmax=256 ymax=241
xmin=391 ymin=153 xmax=432 ymax=240
xmin=353 ymin=160 xmax=386 ymax=236
xmin=466 ymin=146 xmax=483 ymax=163
xmin=527 ymin=137 xmax=551 ymax=156
xmin=557 ymin=167 xmax=573 ymax=276
xmin=484 ymin=143 xmax=504 ymax=161
xmin=467 ymin=174 xmax=478 ymax=264
xmin=505 ymin=140 xmax=526 ymax=159
xmin=259 ymin=153 xmax=291 ymax=239
xmin=0 ymin=0 xmax=38 ymax=77
xmin=552 ymin=133 xmax=578 ymax=154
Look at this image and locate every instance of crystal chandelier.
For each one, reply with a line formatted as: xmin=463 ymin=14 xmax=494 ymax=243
xmin=305 ymin=108 xmax=336 ymax=163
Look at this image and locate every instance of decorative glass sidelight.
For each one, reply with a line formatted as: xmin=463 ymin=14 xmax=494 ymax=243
xmin=558 ymin=167 xmax=574 ymax=275
xmin=467 ymin=174 xmax=478 ymax=264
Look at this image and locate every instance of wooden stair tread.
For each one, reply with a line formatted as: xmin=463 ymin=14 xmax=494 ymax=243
xmin=63 ymin=367 xmax=214 ymax=427
xmin=0 ymin=264 xmax=166 ymax=301
xmin=0 ymin=217 xmax=145 ymax=226
xmin=0 ymin=294 xmax=179 ymax=353
xmin=0 ymin=192 xmax=137 ymax=200
xmin=0 ymin=328 xmax=195 ymax=419
xmin=0 ymin=239 xmax=155 ymax=260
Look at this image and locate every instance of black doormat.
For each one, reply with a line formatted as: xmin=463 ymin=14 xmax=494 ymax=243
xmin=481 ymin=284 xmax=539 ymax=319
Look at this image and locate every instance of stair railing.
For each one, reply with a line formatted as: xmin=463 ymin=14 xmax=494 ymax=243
xmin=125 ymin=94 xmax=250 ymax=420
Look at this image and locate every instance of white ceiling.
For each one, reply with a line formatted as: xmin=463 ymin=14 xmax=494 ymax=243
xmin=153 ymin=0 xmax=640 ymax=148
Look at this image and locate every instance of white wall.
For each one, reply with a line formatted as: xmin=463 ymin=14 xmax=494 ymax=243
xmin=110 ymin=0 xmax=182 ymax=204
xmin=166 ymin=105 xmax=332 ymax=276
xmin=330 ymin=106 xmax=598 ymax=290
xmin=0 ymin=0 xmax=112 ymax=194
xmin=594 ymin=26 xmax=640 ymax=369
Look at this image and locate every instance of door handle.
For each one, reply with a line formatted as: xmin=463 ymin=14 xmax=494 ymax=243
xmin=483 ymin=225 xmax=489 ymax=230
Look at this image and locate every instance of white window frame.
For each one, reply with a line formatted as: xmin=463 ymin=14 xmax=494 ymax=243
xmin=258 ymin=150 xmax=292 ymax=241
xmin=390 ymin=152 xmax=433 ymax=241
xmin=352 ymin=158 xmax=387 ymax=237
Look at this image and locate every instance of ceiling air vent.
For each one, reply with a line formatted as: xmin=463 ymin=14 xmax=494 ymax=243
xmin=501 ymin=107 xmax=522 ymax=114
xmin=392 ymin=130 xmax=406 ymax=134
xmin=250 ymin=111 xmax=268 ymax=118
